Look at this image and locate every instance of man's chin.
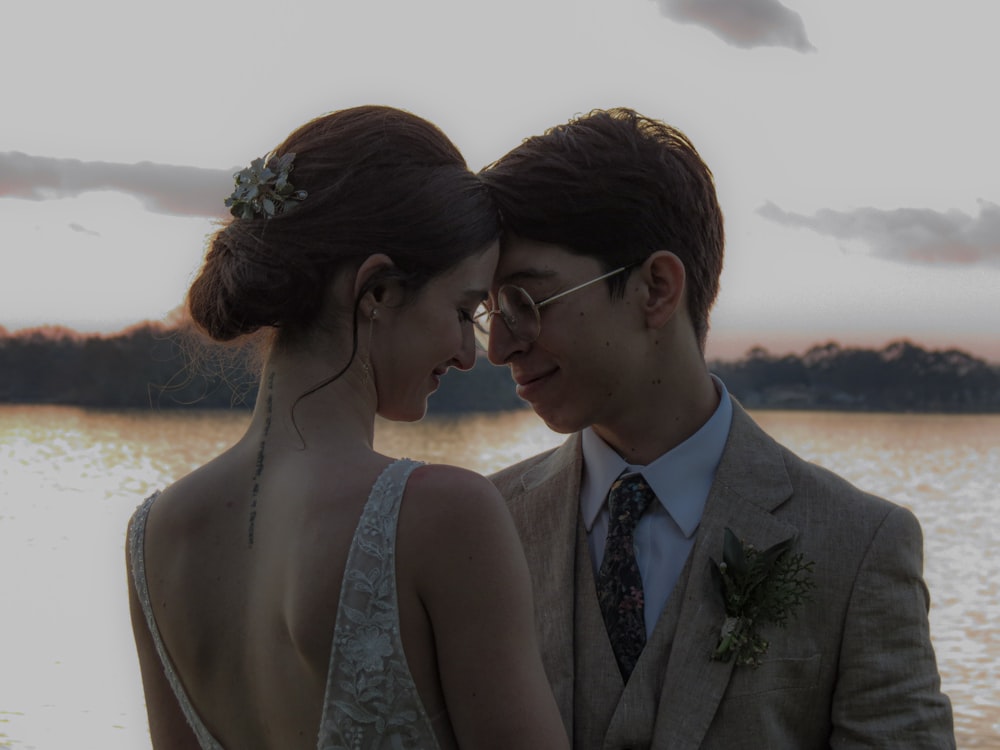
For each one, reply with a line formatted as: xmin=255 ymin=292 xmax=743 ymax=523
xmin=530 ymin=405 xmax=584 ymax=436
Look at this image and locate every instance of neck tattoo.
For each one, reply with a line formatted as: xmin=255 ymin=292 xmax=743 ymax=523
xmin=248 ymin=371 xmax=275 ymax=548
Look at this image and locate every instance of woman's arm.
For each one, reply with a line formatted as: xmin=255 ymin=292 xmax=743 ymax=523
xmin=409 ymin=466 xmax=570 ymax=750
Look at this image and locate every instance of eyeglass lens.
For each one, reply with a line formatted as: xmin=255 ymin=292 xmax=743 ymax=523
xmin=472 ymin=286 xmax=542 ymax=350
xmin=499 ymin=287 xmax=541 ymax=341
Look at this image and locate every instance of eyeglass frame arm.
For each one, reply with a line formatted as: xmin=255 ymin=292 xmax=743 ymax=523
xmin=474 ymin=264 xmax=632 ymax=325
xmin=532 ymin=264 xmax=631 ymax=311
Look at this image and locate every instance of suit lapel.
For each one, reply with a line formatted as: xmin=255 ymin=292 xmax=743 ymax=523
xmin=651 ymin=404 xmax=799 ymax=749
xmin=504 ymin=435 xmax=584 ymax=732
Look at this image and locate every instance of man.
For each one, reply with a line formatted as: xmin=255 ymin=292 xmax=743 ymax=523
xmin=476 ymin=108 xmax=954 ymax=749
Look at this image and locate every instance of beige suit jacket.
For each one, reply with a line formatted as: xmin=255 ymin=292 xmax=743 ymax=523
xmin=491 ymin=402 xmax=954 ymax=749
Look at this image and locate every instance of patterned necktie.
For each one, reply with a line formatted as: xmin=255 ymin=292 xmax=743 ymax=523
xmin=595 ymin=473 xmax=655 ymax=680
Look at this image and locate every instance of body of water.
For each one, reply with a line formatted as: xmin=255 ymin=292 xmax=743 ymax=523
xmin=1 ymin=405 xmax=997 ymax=748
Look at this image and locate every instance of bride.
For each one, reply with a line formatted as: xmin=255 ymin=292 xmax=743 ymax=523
xmin=126 ymin=105 xmax=568 ymax=750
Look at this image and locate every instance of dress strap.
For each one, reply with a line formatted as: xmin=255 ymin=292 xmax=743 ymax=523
xmin=318 ymin=458 xmax=441 ymax=750
xmin=129 ymin=493 xmax=224 ymax=750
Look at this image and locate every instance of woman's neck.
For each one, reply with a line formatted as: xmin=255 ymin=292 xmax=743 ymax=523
xmin=246 ymin=348 xmax=377 ymax=454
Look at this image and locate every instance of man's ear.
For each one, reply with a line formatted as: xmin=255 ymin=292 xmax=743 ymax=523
xmin=640 ymin=251 xmax=685 ymax=328
xmin=353 ymin=254 xmax=396 ymax=316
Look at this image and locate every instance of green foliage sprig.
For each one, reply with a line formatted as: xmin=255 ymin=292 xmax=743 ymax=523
xmin=710 ymin=527 xmax=815 ymax=668
xmin=225 ymin=152 xmax=307 ymax=219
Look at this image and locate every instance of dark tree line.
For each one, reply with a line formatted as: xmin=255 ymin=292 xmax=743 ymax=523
xmin=1 ymin=326 xmax=998 ymax=413
xmin=710 ymin=340 xmax=1000 ymax=413
xmin=0 ymin=324 xmax=524 ymax=413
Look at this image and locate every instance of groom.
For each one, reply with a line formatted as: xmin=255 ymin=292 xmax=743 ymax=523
xmin=477 ymin=108 xmax=954 ymax=748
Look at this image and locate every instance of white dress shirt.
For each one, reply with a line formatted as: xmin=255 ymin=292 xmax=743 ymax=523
xmin=581 ymin=376 xmax=733 ymax=636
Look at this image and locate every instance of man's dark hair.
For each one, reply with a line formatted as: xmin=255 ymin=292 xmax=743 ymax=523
xmin=480 ymin=107 xmax=724 ymax=350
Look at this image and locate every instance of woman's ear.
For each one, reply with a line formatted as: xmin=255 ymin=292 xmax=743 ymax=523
xmin=640 ymin=251 xmax=686 ymax=328
xmin=353 ymin=254 xmax=395 ymax=316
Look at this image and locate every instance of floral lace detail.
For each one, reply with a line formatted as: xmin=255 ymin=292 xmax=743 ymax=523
xmin=319 ymin=458 xmax=441 ymax=750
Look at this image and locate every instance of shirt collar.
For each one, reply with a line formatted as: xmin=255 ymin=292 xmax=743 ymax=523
xmin=581 ymin=375 xmax=733 ymax=538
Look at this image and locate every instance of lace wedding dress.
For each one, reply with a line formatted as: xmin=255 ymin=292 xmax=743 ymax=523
xmin=129 ymin=458 xmax=442 ymax=749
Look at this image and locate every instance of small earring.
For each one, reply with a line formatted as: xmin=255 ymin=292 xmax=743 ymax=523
xmin=361 ymin=309 xmax=377 ymax=385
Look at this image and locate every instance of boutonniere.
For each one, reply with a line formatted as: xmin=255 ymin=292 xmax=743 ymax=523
xmin=710 ymin=527 xmax=815 ymax=668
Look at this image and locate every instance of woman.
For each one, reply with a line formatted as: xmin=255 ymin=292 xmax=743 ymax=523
xmin=126 ymin=106 xmax=568 ymax=750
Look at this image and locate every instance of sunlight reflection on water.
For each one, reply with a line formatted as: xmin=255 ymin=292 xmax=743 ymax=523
xmin=0 ymin=406 xmax=997 ymax=748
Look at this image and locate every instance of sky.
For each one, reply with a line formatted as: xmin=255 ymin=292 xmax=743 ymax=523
xmin=1 ymin=0 xmax=998 ymax=362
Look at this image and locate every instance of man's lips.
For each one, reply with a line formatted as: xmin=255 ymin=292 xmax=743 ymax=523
xmin=513 ymin=368 xmax=557 ymax=397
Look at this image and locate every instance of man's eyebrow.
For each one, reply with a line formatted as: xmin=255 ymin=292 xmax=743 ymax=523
xmin=495 ymin=268 xmax=559 ymax=287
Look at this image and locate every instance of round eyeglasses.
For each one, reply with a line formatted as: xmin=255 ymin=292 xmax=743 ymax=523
xmin=473 ymin=265 xmax=632 ymax=350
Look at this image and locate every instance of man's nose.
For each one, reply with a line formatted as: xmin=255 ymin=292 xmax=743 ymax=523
xmin=486 ymin=314 xmax=527 ymax=365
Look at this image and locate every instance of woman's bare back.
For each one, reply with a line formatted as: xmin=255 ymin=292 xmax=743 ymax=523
xmin=131 ymin=443 xmax=454 ymax=748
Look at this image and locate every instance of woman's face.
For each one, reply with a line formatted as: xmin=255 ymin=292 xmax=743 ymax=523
xmin=371 ymin=241 xmax=499 ymax=421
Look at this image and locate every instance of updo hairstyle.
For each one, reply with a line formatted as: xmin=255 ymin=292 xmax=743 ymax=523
xmin=187 ymin=105 xmax=499 ymax=345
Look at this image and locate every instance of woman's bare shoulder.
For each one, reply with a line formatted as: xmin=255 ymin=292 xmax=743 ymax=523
xmin=397 ymin=463 xmax=521 ymax=569
xmin=404 ymin=463 xmax=505 ymax=513
xmin=151 ymin=443 xmax=257 ymax=514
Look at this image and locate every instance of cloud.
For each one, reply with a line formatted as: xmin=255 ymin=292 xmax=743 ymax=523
xmin=68 ymin=222 xmax=101 ymax=237
xmin=651 ymin=0 xmax=815 ymax=52
xmin=0 ymin=152 xmax=232 ymax=218
xmin=758 ymin=200 xmax=1000 ymax=266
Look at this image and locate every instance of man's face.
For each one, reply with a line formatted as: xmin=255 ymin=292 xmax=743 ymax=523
xmin=485 ymin=237 xmax=640 ymax=434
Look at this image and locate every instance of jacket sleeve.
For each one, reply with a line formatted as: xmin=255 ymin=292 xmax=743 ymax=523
xmin=829 ymin=504 xmax=955 ymax=748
